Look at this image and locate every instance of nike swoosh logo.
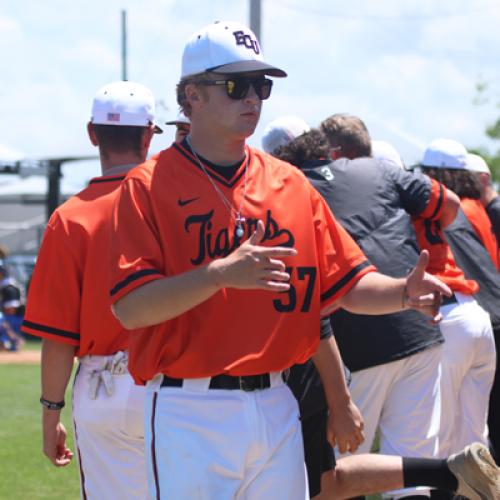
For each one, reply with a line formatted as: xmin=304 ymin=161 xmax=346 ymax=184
xmin=177 ymin=197 xmax=200 ymax=207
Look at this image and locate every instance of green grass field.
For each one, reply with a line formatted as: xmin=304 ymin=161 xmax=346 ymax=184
xmin=0 ymin=363 xmax=80 ymax=499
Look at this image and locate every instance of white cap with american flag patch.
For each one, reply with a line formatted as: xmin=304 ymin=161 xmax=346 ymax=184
xmin=91 ymin=81 xmax=162 ymax=133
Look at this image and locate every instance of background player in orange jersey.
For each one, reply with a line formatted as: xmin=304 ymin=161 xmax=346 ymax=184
xmin=107 ymin=22 xmax=494 ymax=500
xmin=22 ymin=81 xmax=161 ymax=499
xmin=417 ymin=139 xmax=496 ymax=493
xmin=462 ymin=152 xmax=500 ymax=464
xmin=420 ymin=145 xmax=500 ymax=469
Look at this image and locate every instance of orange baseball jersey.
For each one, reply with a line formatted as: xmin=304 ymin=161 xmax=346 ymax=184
xmin=412 ymin=182 xmax=478 ymax=295
xmin=109 ymin=143 xmax=375 ymax=384
xmin=461 ymin=197 xmax=500 ymax=271
xmin=22 ymin=174 xmax=130 ymax=356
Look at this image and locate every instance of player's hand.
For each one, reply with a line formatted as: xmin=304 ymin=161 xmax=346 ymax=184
xmin=42 ymin=411 xmax=74 ymax=467
xmin=326 ymin=399 xmax=365 ymax=454
xmin=405 ymin=250 xmax=452 ymax=322
xmin=212 ymin=220 xmax=297 ymax=291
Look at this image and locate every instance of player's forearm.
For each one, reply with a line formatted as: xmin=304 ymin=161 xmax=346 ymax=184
xmin=113 ymin=261 xmax=223 ymax=329
xmin=336 ymin=272 xmax=406 ymax=315
xmin=41 ymin=339 xmax=76 ymax=402
xmin=312 ymin=336 xmax=351 ymax=409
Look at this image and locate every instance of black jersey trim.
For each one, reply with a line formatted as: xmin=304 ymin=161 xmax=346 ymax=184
xmin=173 ymin=142 xmax=247 ymax=188
xmin=110 ymin=269 xmax=163 ymax=297
xmin=88 ymin=176 xmax=126 ymax=185
xmin=429 ymin=183 xmax=444 ymax=220
xmin=150 ymin=392 xmax=161 ymax=500
xmin=320 ymin=261 xmax=372 ymax=302
xmin=21 ymin=320 xmax=80 ymax=340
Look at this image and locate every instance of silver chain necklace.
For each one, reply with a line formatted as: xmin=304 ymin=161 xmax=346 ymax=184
xmin=186 ymin=135 xmax=249 ymax=238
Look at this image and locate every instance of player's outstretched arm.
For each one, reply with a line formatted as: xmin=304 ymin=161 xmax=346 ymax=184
xmin=329 ymin=250 xmax=451 ymax=321
xmin=113 ymin=220 xmax=297 ymax=329
xmin=312 ymin=336 xmax=364 ymax=454
xmin=41 ymin=339 xmax=76 ymax=466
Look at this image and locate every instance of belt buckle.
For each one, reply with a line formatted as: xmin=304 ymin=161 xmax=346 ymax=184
xmin=239 ymin=376 xmax=252 ymax=392
xmin=239 ymin=375 xmax=261 ymax=392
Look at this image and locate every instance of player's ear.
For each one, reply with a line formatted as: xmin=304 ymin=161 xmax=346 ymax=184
xmin=87 ymin=122 xmax=99 ymax=147
xmin=142 ymin=125 xmax=155 ymax=151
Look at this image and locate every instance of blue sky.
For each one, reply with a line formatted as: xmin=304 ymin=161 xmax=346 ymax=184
xmin=1 ymin=0 xmax=499 ymax=187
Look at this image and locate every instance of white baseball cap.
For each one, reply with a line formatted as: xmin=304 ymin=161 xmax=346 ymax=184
xmin=372 ymin=140 xmax=404 ymax=169
xmin=181 ymin=21 xmax=286 ymax=78
xmin=421 ymin=138 xmax=468 ymax=169
xmin=262 ymin=116 xmax=310 ymax=154
xmin=91 ymin=81 xmax=162 ymax=133
xmin=466 ymin=153 xmax=491 ymax=174
xmin=165 ymin=111 xmax=191 ymax=126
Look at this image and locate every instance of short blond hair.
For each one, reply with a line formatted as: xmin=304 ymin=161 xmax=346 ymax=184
xmin=176 ymin=73 xmax=212 ymax=117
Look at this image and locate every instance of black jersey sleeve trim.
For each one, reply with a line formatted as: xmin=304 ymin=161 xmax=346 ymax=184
xmin=21 ymin=320 xmax=80 ymax=340
xmin=320 ymin=261 xmax=371 ymax=302
xmin=429 ymin=183 xmax=444 ymax=220
xmin=110 ymin=269 xmax=163 ymax=297
xmin=88 ymin=175 xmax=126 ymax=185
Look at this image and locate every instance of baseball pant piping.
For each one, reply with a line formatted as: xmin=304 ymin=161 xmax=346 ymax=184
xmin=150 ymin=391 xmax=160 ymax=500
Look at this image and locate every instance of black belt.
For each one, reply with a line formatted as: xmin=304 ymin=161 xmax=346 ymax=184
xmin=160 ymin=373 xmax=271 ymax=392
xmin=442 ymin=293 xmax=458 ymax=306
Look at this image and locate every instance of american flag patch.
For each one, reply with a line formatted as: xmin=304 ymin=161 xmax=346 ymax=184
xmin=107 ymin=112 xmax=120 ymax=122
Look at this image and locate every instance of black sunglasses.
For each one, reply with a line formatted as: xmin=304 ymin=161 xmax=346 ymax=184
xmin=198 ymin=77 xmax=273 ymax=100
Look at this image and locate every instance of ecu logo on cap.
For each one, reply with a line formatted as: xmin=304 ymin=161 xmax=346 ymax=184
xmin=232 ymin=30 xmax=260 ymax=55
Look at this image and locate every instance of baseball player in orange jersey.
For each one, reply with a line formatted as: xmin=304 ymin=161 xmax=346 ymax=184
xmin=415 ymin=140 xmax=496 ymax=464
xmin=108 ymin=21 xmax=461 ymax=499
xmin=464 ymin=152 xmax=500 ymax=464
xmin=22 ymin=81 xmax=161 ymax=499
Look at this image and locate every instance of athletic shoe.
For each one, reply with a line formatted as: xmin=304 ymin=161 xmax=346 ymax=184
xmin=447 ymin=442 xmax=500 ymax=499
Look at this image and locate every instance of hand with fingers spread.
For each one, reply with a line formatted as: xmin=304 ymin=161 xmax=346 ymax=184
xmin=326 ymin=399 xmax=365 ymax=455
xmin=43 ymin=411 xmax=74 ymax=467
xmin=212 ymin=220 xmax=297 ymax=291
xmin=405 ymin=250 xmax=452 ymax=322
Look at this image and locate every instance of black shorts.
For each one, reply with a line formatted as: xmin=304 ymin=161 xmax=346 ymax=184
xmin=301 ymin=408 xmax=336 ymax=498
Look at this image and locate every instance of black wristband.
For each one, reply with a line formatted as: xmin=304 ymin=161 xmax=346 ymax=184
xmin=40 ymin=396 xmax=65 ymax=410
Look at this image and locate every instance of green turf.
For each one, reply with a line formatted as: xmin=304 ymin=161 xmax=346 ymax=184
xmin=0 ymin=364 xmax=80 ymax=499
xmin=24 ymin=339 xmax=42 ymax=351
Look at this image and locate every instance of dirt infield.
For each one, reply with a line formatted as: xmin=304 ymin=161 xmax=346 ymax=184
xmin=0 ymin=350 xmax=41 ymax=364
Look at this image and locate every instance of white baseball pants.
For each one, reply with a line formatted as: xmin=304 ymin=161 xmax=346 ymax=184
xmin=437 ymin=293 xmax=496 ymax=457
xmin=72 ymin=353 xmax=147 ymax=500
xmin=144 ymin=373 xmax=308 ymax=500
xmin=338 ymin=344 xmax=443 ymax=499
